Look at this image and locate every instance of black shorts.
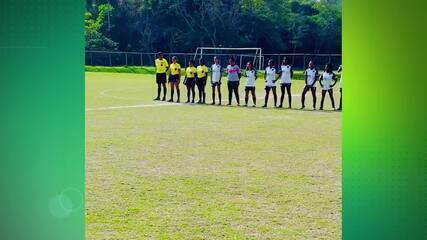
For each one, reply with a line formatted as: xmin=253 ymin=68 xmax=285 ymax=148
xmin=211 ymin=82 xmax=221 ymax=87
xmin=304 ymin=85 xmax=316 ymax=91
xmin=156 ymin=73 xmax=167 ymax=84
xmin=168 ymin=74 xmax=180 ymax=83
xmin=280 ymin=83 xmax=291 ymax=87
xmin=227 ymin=81 xmax=239 ymax=88
xmin=196 ymin=77 xmax=206 ymax=86
xmin=265 ymin=86 xmax=277 ymax=90
xmin=245 ymin=86 xmax=255 ymax=91
xmin=185 ymin=77 xmax=196 ymax=87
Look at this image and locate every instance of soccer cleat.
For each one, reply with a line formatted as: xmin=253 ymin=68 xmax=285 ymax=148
xmin=177 ymin=99 xmax=180 ymax=103
xmin=300 ymin=106 xmax=305 ymax=109
xmin=337 ymin=107 xmax=342 ymax=111
xmin=154 ymin=97 xmax=160 ymax=101
xmin=185 ymin=100 xmax=190 ymax=103
xmin=211 ymin=102 xmax=215 ymax=105
xmin=243 ymin=104 xmax=248 ymax=107
xmin=227 ymin=103 xmax=231 ymax=106
xmin=252 ymin=104 xmax=256 ymax=107
xmin=218 ymin=102 xmax=222 ymax=106
xmin=278 ymin=105 xmax=283 ymax=108
xmin=262 ymin=105 xmax=267 ymax=108
xmin=319 ymin=107 xmax=323 ymax=110
xmin=162 ymin=97 xmax=166 ymax=101
xmin=167 ymin=99 xmax=173 ymax=102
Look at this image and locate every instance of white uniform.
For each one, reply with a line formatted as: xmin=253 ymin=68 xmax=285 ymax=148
xmin=211 ymin=64 xmax=222 ymax=83
xmin=265 ymin=67 xmax=277 ymax=87
xmin=245 ymin=70 xmax=256 ymax=87
xmin=305 ymin=68 xmax=318 ymax=87
xmin=280 ymin=65 xmax=292 ymax=84
xmin=321 ymin=72 xmax=334 ymax=90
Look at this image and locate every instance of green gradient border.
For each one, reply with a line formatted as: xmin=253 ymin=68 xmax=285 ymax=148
xmin=0 ymin=0 xmax=84 ymax=239
xmin=343 ymin=0 xmax=427 ymax=239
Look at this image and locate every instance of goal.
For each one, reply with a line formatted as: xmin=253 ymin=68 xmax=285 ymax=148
xmin=193 ymin=47 xmax=263 ymax=70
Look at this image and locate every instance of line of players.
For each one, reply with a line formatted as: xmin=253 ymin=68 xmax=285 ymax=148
xmin=154 ymin=52 xmax=342 ymax=111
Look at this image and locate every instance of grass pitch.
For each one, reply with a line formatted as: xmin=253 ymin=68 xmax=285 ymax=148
xmin=86 ymin=72 xmax=342 ymax=239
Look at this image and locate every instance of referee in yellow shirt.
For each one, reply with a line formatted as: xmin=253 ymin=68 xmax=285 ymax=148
xmin=196 ymin=58 xmax=208 ymax=104
xmin=168 ymin=56 xmax=181 ymax=102
xmin=154 ymin=52 xmax=169 ymax=101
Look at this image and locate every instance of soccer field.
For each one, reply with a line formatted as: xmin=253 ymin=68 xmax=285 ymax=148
xmin=85 ymin=72 xmax=342 ymax=239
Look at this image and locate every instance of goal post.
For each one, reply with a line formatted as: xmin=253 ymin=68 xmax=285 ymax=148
xmin=193 ymin=47 xmax=263 ymax=70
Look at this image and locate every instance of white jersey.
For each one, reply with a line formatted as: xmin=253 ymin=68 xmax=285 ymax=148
xmin=211 ymin=64 xmax=222 ymax=83
xmin=265 ymin=67 xmax=277 ymax=87
xmin=321 ymin=72 xmax=334 ymax=90
xmin=305 ymin=68 xmax=318 ymax=87
xmin=245 ymin=70 xmax=256 ymax=87
xmin=280 ymin=65 xmax=292 ymax=84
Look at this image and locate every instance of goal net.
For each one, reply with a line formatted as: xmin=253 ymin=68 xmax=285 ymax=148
xmin=193 ymin=47 xmax=263 ymax=70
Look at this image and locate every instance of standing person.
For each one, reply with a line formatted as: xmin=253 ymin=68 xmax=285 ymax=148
xmin=337 ymin=65 xmax=342 ymax=110
xmin=262 ymin=59 xmax=279 ymax=108
xmin=184 ymin=60 xmax=197 ymax=103
xmin=210 ymin=57 xmax=222 ymax=105
xmin=168 ymin=56 xmax=181 ymax=103
xmin=301 ymin=61 xmax=319 ymax=110
xmin=196 ymin=58 xmax=208 ymax=104
xmin=244 ymin=61 xmax=257 ymax=107
xmin=154 ymin=52 xmax=169 ymax=101
xmin=278 ymin=58 xmax=293 ymax=108
xmin=226 ymin=57 xmax=241 ymax=106
xmin=319 ymin=63 xmax=337 ymax=110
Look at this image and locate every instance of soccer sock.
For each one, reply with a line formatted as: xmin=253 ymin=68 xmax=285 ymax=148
xmin=212 ymin=88 xmax=215 ymax=103
xmin=253 ymin=96 xmax=256 ymax=105
xmin=273 ymin=90 xmax=277 ymax=106
xmin=177 ymin=88 xmax=180 ymax=101
xmin=170 ymin=88 xmax=174 ymax=100
xmin=187 ymin=88 xmax=190 ymax=101
xmin=192 ymin=87 xmax=195 ymax=102
xmin=157 ymin=84 xmax=161 ymax=98
xmin=162 ymin=84 xmax=167 ymax=99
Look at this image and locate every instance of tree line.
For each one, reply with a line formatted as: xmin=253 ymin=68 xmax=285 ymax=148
xmin=85 ymin=0 xmax=341 ymax=54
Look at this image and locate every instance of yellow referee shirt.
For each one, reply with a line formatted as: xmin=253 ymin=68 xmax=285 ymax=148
xmin=186 ymin=66 xmax=197 ymax=78
xmin=170 ymin=63 xmax=181 ymax=75
xmin=155 ymin=58 xmax=169 ymax=73
xmin=197 ymin=65 xmax=208 ymax=78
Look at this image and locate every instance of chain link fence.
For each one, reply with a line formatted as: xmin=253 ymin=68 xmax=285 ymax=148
xmin=85 ymin=50 xmax=341 ymax=71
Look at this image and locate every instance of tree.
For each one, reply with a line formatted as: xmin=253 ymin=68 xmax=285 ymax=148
xmin=85 ymin=3 xmax=117 ymax=50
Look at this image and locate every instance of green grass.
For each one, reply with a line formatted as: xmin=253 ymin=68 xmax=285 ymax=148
xmin=86 ymin=72 xmax=342 ymax=239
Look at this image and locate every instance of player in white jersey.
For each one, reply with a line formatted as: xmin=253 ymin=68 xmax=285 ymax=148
xmin=278 ymin=58 xmax=294 ymax=108
xmin=226 ymin=56 xmax=241 ymax=106
xmin=301 ymin=61 xmax=319 ymax=110
xmin=210 ymin=57 xmax=222 ymax=105
xmin=319 ymin=63 xmax=338 ymax=110
xmin=244 ymin=61 xmax=257 ymax=107
xmin=337 ymin=65 xmax=342 ymax=110
xmin=262 ymin=59 xmax=280 ymax=108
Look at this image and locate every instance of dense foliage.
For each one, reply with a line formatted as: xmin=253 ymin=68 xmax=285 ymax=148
xmin=85 ymin=0 xmax=341 ymax=53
